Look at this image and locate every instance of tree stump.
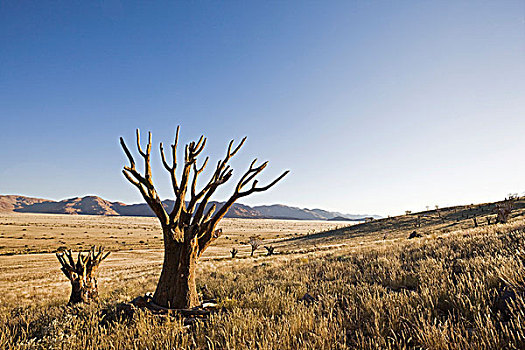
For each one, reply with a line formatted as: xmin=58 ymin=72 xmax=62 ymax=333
xmin=408 ymin=231 xmax=422 ymax=239
xmin=264 ymin=246 xmax=275 ymax=256
xmin=56 ymin=246 xmax=110 ymax=305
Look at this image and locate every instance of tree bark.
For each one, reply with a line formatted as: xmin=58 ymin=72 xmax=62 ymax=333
xmin=152 ymin=230 xmax=199 ymax=309
xmin=56 ymin=246 xmax=109 ymax=305
xmin=69 ymin=274 xmax=99 ymax=304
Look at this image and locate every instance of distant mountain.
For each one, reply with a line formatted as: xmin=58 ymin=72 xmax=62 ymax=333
xmin=253 ymin=204 xmax=325 ymax=220
xmin=0 ymin=195 xmax=52 ymax=212
xmin=0 ymin=195 xmax=379 ymax=221
xmin=253 ymin=204 xmax=380 ymax=220
xmin=14 ymin=196 xmax=120 ymax=216
xmin=327 ymin=216 xmax=357 ymax=222
xmin=310 ymin=208 xmax=378 ymax=220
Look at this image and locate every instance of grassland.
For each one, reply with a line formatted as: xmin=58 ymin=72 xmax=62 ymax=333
xmin=1 ymin=199 xmax=524 ymax=349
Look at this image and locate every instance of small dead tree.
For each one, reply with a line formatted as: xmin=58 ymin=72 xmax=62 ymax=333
xmin=495 ymin=200 xmax=514 ymax=224
xmin=56 ymin=246 xmax=110 ymax=304
xmin=248 ymin=236 xmax=262 ymax=257
xmin=264 ymin=246 xmax=275 ymax=256
xmin=230 ymin=248 xmax=238 ymax=259
xmin=435 ymin=208 xmax=445 ymax=223
xmin=415 ymin=216 xmax=421 ymax=228
xmin=408 ymin=231 xmax=422 ymax=239
xmin=120 ymin=127 xmax=288 ymax=308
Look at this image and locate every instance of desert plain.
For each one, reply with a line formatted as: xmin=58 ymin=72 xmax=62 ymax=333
xmin=0 ymin=213 xmax=352 ymax=305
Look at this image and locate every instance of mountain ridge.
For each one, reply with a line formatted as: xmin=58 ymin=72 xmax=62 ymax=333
xmin=0 ymin=194 xmax=380 ymax=221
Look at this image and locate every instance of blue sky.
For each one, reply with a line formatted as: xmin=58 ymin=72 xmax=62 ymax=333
xmin=1 ymin=1 xmax=524 ymax=216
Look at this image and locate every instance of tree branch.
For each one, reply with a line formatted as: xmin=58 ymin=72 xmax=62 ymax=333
xmin=204 ymin=161 xmax=289 ymax=239
xmin=160 ymin=126 xmax=180 ymax=197
xmin=190 ymin=138 xmax=246 ymax=226
xmin=186 ymin=157 xmax=209 ymax=213
xmin=169 ymin=133 xmax=207 ymax=223
xmin=120 ymin=132 xmax=169 ymax=226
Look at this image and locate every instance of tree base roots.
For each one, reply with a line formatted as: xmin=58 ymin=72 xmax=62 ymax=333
xmin=113 ymin=294 xmax=222 ymax=327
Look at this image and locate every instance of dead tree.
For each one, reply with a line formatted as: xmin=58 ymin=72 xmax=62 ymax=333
xmin=264 ymin=246 xmax=275 ymax=256
xmin=472 ymin=217 xmax=478 ymax=228
xmin=120 ymin=127 xmax=288 ymax=308
xmin=495 ymin=200 xmax=514 ymax=224
xmin=248 ymin=236 xmax=262 ymax=257
xmin=408 ymin=231 xmax=422 ymax=239
xmin=56 ymin=246 xmax=110 ymax=304
xmin=436 ymin=209 xmax=445 ymax=223
xmin=415 ymin=216 xmax=421 ymax=228
xmin=230 ymin=248 xmax=238 ymax=259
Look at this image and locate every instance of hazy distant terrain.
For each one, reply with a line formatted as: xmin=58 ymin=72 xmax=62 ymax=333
xmin=0 ymin=195 xmax=380 ymax=221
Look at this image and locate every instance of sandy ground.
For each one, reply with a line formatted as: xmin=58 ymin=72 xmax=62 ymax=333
xmin=0 ymin=213 xmax=352 ymax=254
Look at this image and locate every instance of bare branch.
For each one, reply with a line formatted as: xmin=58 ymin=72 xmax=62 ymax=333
xmin=199 ymin=203 xmax=216 ymax=225
xmin=120 ymin=137 xmax=136 ymax=169
xmin=187 ymin=156 xmax=209 ymax=213
xmin=239 ymin=170 xmax=289 ymax=197
xmin=207 ymin=163 xmax=289 ymax=231
xmin=189 ymin=138 xmax=246 ymax=225
xmin=228 ymin=137 xmax=246 ymax=157
xmin=136 ymin=129 xmax=146 ymax=158
xmin=160 ymin=126 xmax=181 ymax=197
xmin=191 ymin=157 xmax=209 ymax=197
xmin=173 ymin=125 xmax=180 ymax=167
xmin=159 ymin=142 xmax=171 ymax=171
xmin=120 ymin=132 xmax=168 ymax=226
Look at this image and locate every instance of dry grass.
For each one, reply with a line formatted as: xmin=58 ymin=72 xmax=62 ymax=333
xmin=1 ymin=202 xmax=524 ymax=349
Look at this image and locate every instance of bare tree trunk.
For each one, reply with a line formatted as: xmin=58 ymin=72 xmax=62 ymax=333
xmin=69 ymin=275 xmax=99 ymax=304
xmin=153 ymin=236 xmax=199 ymax=309
xmin=56 ymin=247 xmax=110 ymax=305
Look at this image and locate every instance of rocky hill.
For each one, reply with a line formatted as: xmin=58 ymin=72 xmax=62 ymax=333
xmin=0 ymin=195 xmax=52 ymax=212
xmin=14 ymin=196 xmax=120 ymax=216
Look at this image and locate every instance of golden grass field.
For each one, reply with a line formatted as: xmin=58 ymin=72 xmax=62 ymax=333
xmin=1 ymin=199 xmax=525 ymax=349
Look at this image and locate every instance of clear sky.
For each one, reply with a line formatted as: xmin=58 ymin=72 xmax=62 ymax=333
xmin=1 ymin=1 xmax=524 ymax=216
